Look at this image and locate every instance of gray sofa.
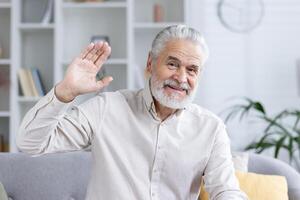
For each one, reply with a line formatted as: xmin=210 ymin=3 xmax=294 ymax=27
xmin=0 ymin=152 xmax=300 ymax=200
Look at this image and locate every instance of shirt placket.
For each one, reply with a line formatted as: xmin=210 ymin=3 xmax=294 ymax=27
xmin=150 ymin=122 xmax=167 ymax=200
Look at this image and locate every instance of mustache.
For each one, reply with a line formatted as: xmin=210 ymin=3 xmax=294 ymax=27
xmin=163 ymin=79 xmax=191 ymax=92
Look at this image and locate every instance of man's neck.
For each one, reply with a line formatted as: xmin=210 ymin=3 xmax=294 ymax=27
xmin=153 ymin=99 xmax=177 ymax=121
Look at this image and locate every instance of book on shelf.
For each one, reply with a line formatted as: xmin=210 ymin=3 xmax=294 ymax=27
xmin=18 ymin=68 xmax=46 ymax=97
xmin=18 ymin=68 xmax=33 ymax=96
xmin=31 ymin=68 xmax=46 ymax=96
xmin=0 ymin=135 xmax=2 ymax=152
xmin=26 ymin=69 xmax=39 ymax=96
xmin=0 ymin=135 xmax=6 ymax=152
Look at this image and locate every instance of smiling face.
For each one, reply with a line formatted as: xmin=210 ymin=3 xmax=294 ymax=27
xmin=147 ymin=39 xmax=204 ymax=109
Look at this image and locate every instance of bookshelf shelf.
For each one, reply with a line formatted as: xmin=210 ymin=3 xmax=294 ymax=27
xmin=0 ymin=2 xmax=11 ymax=8
xmin=0 ymin=59 xmax=10 ymax=65
xmin=0 ymin=111 xmax=10 ymax=117
xmin=62 ymin=2 xmax=127 ymax=9
xmin=19 ymin=23 xmax=55 ymax=31
xmin=18 ymin=96 xmax=43 ymax=102
xmin=134 ymin=22 xmax=183 ymax=29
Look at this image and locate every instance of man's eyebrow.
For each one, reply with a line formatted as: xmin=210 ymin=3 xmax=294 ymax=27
xmin=167 ymin=56 xmax=181 ymax=62
xmin=167 ymin=56 xmax=201 ymax=70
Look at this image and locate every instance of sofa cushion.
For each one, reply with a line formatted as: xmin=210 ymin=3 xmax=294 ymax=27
xmin=200 ymin=171 xmax=288 ymax=200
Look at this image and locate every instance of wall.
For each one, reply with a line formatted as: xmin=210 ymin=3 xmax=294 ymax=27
xmin=188 ymin=0 xmax=300 ymax=165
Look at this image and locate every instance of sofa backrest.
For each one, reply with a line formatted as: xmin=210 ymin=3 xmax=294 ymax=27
xmin=1 ymin=151 xmax=300 ymax=200
xmin=0 ymin=151 xmax=91 ymax=200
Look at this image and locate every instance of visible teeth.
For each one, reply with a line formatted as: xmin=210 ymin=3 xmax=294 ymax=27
xmin=168 ymin=85 xmax=183 ymax=91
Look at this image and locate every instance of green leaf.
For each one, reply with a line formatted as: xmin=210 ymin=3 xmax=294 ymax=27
xmin=245 ymin=141 xmax=274 ymax=153
xmin=263 ymin=116 xmax=292 ymax=137
xmin=274 ymin=135 xmax=287 ymax=158
xmin=293 ymin=111 xmax=300 ymax=131
xmin=287 ymin=137 xmax=294 ymax=163
xmin=256 ymin=133 xmax=274 ymax=147
xmin=243 ymin=97 xmax=266 ymax=115
xmin=293 ymin=136 xmax=300 ymax=158
xmin=253 ymin=102 xmax=266 ymax=114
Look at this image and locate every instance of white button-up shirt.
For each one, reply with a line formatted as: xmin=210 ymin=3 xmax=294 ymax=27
xmin=17 ymin=80 xmax=248 ymax=200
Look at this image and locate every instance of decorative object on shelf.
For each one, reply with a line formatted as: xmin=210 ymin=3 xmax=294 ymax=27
xmin=0 ymin=68 xmax=9 ymax=88
xmin=41 ymin=0 xmax=54 ymax=24
xmin=217 ymin=0 xmax=265 ymax=33
xmin=0 ymin=135 xmax=3 ymax=152
xmin=153 ymin=3 xmax=164 ymax=22
xmin=91 ymin=35 xmax=110 ymax=82
xmin=224 ymin=97 xmax=300 ymax=167
xmin=0 ymin=135 xmax=7 ymax=152
xmin=0 ymin=41 xmax=3 ymax=58
xmin=91 ymin=35 xmax=110 ymax=45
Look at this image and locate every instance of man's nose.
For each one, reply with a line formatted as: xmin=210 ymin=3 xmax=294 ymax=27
xmin=175 ymin=67 xmax=187 ymax=83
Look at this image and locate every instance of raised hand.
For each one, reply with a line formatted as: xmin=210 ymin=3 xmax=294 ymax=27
xmin=55 ymin=42 xmax=113 ymax=102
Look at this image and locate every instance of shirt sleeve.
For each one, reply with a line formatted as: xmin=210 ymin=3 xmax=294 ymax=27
xmin=203 ymin=123 xmax=248 ymax=200
xmin=16 ymin=87 xmax=105 ymax=155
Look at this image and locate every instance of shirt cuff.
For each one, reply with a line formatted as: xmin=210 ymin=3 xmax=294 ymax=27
xmin=37 ymin=87 xmax=73 ymax=116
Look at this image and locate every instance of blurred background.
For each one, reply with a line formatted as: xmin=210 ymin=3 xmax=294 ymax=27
xmin=0 ymin=0 xmax=299 ymax=170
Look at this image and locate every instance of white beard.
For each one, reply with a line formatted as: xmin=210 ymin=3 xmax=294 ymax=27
xmin=150 ymin=75 xmax=197 ymax=109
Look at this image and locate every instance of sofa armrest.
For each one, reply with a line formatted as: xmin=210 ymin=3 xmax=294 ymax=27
xmin=248 ymin=153 xmax=300 ymax=200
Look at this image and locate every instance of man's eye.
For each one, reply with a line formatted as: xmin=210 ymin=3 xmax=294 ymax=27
xmin=168 ymin=62 xmax=177 ymax=68
xmin=187 ymin=68 xmax=197 ymax=75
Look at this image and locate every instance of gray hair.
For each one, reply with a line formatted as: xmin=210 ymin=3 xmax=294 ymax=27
xmin=150 ymin=24 xmax=209 ymax=65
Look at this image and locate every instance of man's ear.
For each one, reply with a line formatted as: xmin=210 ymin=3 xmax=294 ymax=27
xmin=146 ymin=52 xmax=153 ymax=74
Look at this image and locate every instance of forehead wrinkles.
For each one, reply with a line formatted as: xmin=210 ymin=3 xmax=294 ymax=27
xmin=167 ymin=50 xmax=201 ymax=66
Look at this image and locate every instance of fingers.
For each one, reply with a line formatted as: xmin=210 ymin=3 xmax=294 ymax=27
xmin=79 ymin=43 xmax=95 ymax=59
xmin=84 ymin=42 xmax=102 ymax=61
xmin=90 ymin=42 xmax=104 ymax=62
xmin=95 ymin=43 xmax=111 ymax=67
xmin=96 ymin=76 xmax=113 ymax=89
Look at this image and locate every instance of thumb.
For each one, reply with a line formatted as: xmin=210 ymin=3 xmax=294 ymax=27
xmin=96 ymin=76 xmax=113 ymax=90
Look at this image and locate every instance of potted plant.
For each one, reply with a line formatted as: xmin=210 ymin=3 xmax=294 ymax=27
xmin=224 ymin=97 xmax=300 ymax=166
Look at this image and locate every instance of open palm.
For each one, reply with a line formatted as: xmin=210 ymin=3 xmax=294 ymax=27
xmin=56 ymin=42 xmax=113 ymax=102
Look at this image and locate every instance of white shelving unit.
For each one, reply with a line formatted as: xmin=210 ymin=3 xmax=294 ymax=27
xmin=0 ymin=0 xmax=11 ymax=152
xmin=3 ymin=0 xmax=187 ymax=152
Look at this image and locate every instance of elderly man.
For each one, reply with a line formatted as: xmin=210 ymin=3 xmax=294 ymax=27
xmin=17 ymin=25 xmax=248 ymax=200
